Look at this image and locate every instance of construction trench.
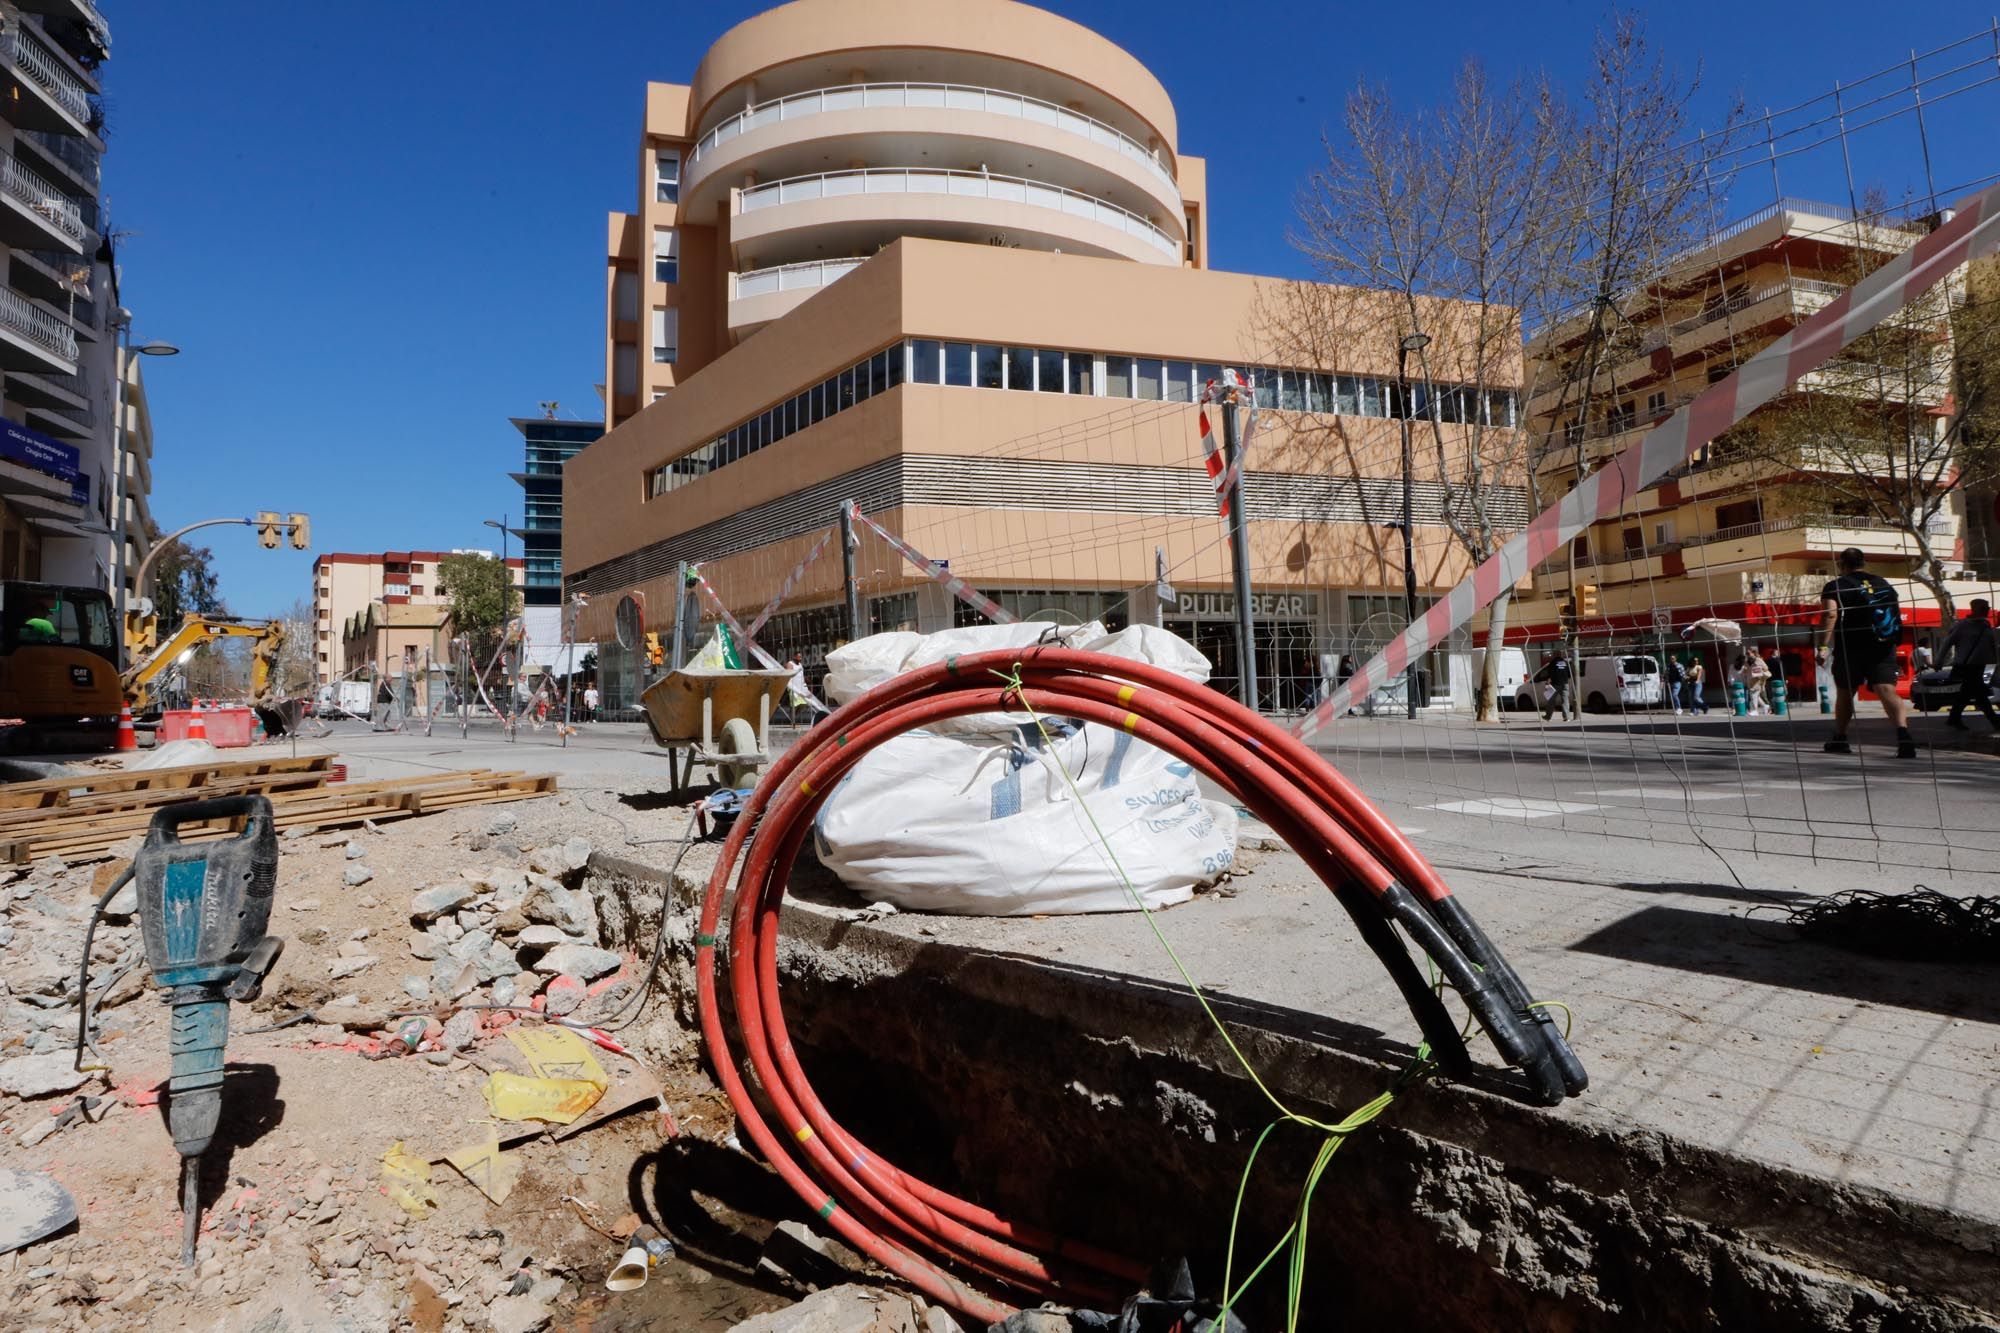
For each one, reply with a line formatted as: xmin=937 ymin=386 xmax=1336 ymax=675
xmin=582 ymin=849 xmax=1998 ymax=1333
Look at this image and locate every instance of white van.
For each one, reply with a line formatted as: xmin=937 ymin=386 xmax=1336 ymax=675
xmin=1579 ymin=654 xmax=1666 ymax=711
xmin=1465 ymin=647 xmax=1532 ymax=710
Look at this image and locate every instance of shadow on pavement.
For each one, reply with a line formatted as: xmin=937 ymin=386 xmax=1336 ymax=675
xmin=1569 ymin=904 xmax=2000 ymax=1023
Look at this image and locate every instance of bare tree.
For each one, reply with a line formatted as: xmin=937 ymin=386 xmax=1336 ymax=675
xmin=1278 ymin=20 xmax=1728 ymax=719
xmin=273 ymin=597 xmax=318 ymax=695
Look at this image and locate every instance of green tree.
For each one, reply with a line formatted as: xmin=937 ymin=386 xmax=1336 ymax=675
xmin=149 ymin=534 xmax=227 ymax=630
xmin=438 ymin=552 xmax=519 ymax=668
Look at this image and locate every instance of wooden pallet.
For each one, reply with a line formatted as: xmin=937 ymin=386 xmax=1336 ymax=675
xmin=0 ymin=762 xmax=557 ymax=863
xmin=0 ymin=755 xmax=332 ymax=812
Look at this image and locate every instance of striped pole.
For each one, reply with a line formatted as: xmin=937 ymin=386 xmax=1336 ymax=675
xmin=1295 ymin=180 xmax=2000 ymax=743
xmin=744 ymin=528 xmax=834 ymax=640
xmin=690 ymin=574 xmax=830 ymax=712
xmin=844 ymin=501 xmax=1019 ymax=625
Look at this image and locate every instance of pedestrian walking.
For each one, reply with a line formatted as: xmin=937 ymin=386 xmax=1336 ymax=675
xmin=1817 ymin=546 xmax=1917 ymax=758
xmin=1747 ymin=651 xmax=1773 ymax=716
xmin=1687 ymin=658 xmax=1707 ymax=714
xmin=1667 ymin=653 xmax=1689 ymax=714
xmin=1939 ymin=597 xmax=1998 ymax=731
xmin=1533 ymin=648 xmax=1574 ymax=722
xmin=583 ymin=683 xmax=600 ymax=722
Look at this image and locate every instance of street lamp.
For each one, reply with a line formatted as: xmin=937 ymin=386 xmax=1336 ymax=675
xmin=1397 ymin=331 xmax=1431 ymax=719
xmin=483 ymin=516 xmax=508 ymax=566
xmin=110 ymin=307 xmax=180 ymax=658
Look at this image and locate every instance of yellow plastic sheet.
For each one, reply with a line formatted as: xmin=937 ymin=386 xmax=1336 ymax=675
xmin=505 ymin=1027 xmax=609 ymax=1089
xmin=380 ymin=1140 xmax=437 ymax=1217
xmin=482 ymin=1071 xmax=606 ymax=1125
xmin=444 ymin=1132 xmax=521 ymax=1205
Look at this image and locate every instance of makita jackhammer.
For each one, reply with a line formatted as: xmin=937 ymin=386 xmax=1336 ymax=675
xmin=74 ymin=796 xmax=284 ymax=1265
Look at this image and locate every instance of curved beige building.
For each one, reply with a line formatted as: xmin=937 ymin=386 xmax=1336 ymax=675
xmin=579 ymin=0 xmax=1522 ymax=715
xmin=605 ymin=0 xmax=1206 ymax=423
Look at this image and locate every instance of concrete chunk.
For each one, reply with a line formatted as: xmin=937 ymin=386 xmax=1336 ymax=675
xmin=530 ymin=945 xmax=620 ymax=980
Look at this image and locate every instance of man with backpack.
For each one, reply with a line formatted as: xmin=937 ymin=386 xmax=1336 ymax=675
xmin=1817 ymin=547 xmax=1916 ymax=757
xmin=1938 ymin=597 xmax=1998 ymax=731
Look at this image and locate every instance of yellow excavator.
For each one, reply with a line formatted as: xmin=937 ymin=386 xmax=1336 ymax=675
xmin=0 ymin=581 xmax=123 ymax=749
xmin=0 ymin=578 xmax=288 ymax=750
xmin=122 ymin=614 xmax=287 ymax=714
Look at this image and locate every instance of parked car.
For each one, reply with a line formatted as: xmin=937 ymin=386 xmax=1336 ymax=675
xmin=1579 ymin=654 xmax=1667 ymax=711
xmin=1911 ymin=665 xmax=1998 ymax=712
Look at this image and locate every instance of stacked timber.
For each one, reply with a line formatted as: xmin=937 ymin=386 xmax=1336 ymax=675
xmin=0 ymin=756 xmax=556 ymax=863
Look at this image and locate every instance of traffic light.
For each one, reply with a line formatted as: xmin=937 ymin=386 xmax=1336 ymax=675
xmin=645 ymin=632 xmax=664 ymax=667
xmin=1558 ymin=601 xmax=1577 ymax=634
xmin=255 ymin=511 xmax=280 ymax=549
xmin=287 ymin=513 xmax=310 ymax=550
xmin=1578 ymin=584 xmax=1601 ymax=618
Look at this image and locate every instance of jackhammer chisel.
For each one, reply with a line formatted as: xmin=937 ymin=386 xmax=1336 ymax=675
xmin=127 ymin=796 xmax=284 ymax=1265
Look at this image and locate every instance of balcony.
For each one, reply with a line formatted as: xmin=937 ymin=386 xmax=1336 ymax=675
xmin=0 ymin=286 xmax=76 ymax=373
xmin=735 ymin=168 xmax=1180 ymax=265
xmin=1633 ymin=277 xmax=1846 ymax=357
xmin=13 ymin=0 xmax=109 ymax=57
xmin=15 ymin=127 xmax=99 ymax=193
xmin=9 ymin=247 xmax=89 ymax=308
xmin=687 ymin=81 xmax=1179 ymax=216
xmin=0 ymin=21 xmax=96 ymax=136
xmin=729 ymin=256 xmax=867 ymax=331
xmin=0 ymin=153 xmax=85 ymax=252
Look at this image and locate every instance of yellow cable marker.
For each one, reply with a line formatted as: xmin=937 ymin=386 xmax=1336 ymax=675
xmin=795 ymin=1124 xmax=816 ymax=1143
xmin=1123 ymin=712 xmax=1139 ymax=731
xmin=1117 ymin=684 xmax=1136 ymax=703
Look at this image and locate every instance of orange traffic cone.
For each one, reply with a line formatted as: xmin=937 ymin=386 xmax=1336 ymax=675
xmin=115 ymin=703 xmax=136 ymax=751
xmin=186 ymin=701 xmax=208 ymax=743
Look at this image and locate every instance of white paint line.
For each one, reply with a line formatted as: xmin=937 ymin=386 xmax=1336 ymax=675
xmin=1592 ymin=787 xmax=1744 ymax=801
xmin=1426 ymin=798 xmax=1601 ymax=819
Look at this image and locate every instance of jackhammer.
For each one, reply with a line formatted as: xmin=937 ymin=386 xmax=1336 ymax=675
xmin=74 ymin=796 xmax=283 ymax=1265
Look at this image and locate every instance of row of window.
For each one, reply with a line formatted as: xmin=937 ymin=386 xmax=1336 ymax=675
xmin=649 ymin=345 xmax=904 ymax=496
xmin=645 ymin=339 xmax=1521 ymax=498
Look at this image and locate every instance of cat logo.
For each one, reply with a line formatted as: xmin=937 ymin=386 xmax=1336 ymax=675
xmin=69 ymin=665 xmax=92 ymax=687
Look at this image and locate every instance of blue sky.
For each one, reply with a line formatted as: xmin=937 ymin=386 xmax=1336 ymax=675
xmin=108 ymin=1 xmax=1997 ymax=617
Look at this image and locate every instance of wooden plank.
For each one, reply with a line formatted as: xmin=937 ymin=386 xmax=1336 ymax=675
xmin=0 ymin=755 xmax=331 ymax=811
xmin=0 ymin=772 xmax=331 ymax=828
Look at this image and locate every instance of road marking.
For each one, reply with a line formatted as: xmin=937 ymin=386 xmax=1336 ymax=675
xmin=1426 ymin=798 xmax=1599 ymax=819
xmin=1592 ymin=787 xmax=1743 ymax=801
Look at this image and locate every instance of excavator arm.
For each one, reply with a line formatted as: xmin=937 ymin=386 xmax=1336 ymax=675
xmin=123 ymin=616 xmax=288 ymax=712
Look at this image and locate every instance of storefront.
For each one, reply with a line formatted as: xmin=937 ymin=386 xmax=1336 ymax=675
xmin=1164 ymin=589 xmax=1323 ymax=712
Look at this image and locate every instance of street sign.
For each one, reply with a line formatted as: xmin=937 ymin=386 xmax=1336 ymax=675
xmin=1652 ymin=607 xmax=1672 ymax=632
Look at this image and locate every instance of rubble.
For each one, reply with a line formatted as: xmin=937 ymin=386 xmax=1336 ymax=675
xmin=728 ymin=1284 xmax=929 ymax=1333
xmin=530 ymin=944 xmax=621 ymax=980
xmin=0 ymin=1051 xmax=93 ymax=1099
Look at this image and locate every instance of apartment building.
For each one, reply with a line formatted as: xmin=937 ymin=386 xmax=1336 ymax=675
xmin=572 ymin=0 xmax=1522 ymax=711
xmin=1515 ymin=200 xmax=1999 ymax=680
xmin=312 ymin=549 xmax=524 ymax=685
xmin=509 ymin=414 xmax=603 ymax=606
xmin=0 ymin=3 xmax=134 ymax=598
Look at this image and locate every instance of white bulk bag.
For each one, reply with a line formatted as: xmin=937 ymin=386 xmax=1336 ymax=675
xmin=812 ymin=623 xmax=1234 ymax=914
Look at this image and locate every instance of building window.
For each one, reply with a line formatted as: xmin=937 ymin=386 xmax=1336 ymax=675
xmin=1105 ymin=355 xmax=1133 ymax=397
xmin=944 ymin=342 xmax=974 ymax=387
xmin=1068 ymin=352 xmax=1094 ymax=395
xmin=1036 ymin=348 xmax=1066 ymax=393
xmin=653 ymin=228 xmax=679 ymax=283
xmin=912 ymin=339 xmax=941 ymax=384
xmin=1646 ymin=390 xmax=1667 ymax=415
xmin=614 ymin=271 xmax=639 ymax=322
xmin=1005 ymin=346 xmax=1034 ymax=391
xmin=652 ymin=308 xmax=678 ymax=364
xmin=1164 ymin=360 xmax=1194 ymax=403
xmin=614 ymin=344 xmax=638 ymax=395
xmin=1135 ymin=357 xmax=1164 ymax=401
xmin=975 ymin=345 xmax=1004 ymax=389
xmin=655 ymin=150 xmax=680 ymax=204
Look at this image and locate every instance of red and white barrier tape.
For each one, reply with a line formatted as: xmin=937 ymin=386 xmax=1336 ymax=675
xmin=1195 ymin=371 xmax=1258 ymax=517
xmin=744 ymin=528 xmax=833 ymax=640
xmin=1296 ymin=180 xmax=2000 ymax=741
xmin=844 ymin=501 xmax=1020 ymax=624
xmin=690 ymin=573 xmax=829 ymax=712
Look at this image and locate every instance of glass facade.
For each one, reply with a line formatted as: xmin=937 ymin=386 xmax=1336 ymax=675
xmin=512 ymin=417 xmax=605 ymax=606
xmin=644 ymin=340 xmax=1520 ymax=499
